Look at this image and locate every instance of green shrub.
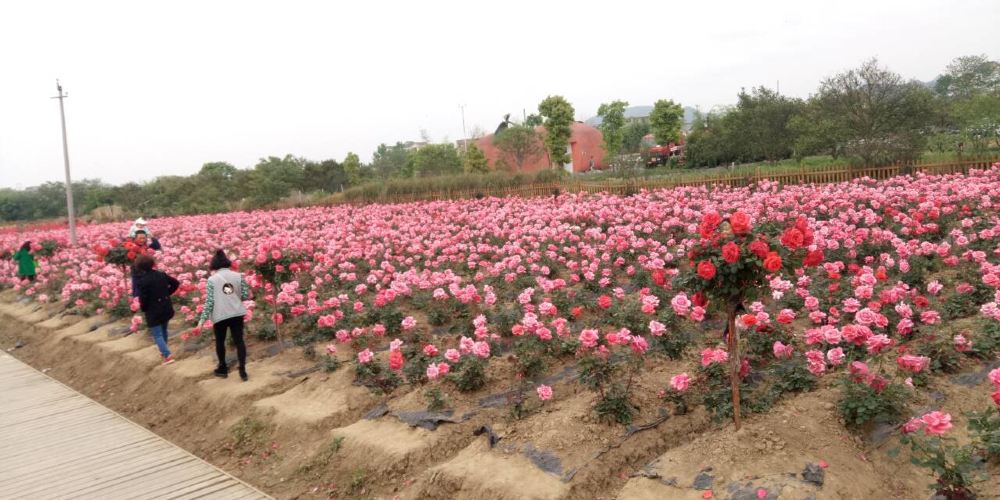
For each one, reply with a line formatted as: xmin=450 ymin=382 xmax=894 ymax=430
xmin=838 ymin=377 xmax=908 ymax=428
xmin=425 ymin=387 xmax=448 ymax=412
xmin=449 ymin=356 xmax=487 ymax=392
xmin=594 ymin=383 xmax=637 ymax=425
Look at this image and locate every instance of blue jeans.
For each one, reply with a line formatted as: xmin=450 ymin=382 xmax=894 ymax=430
xmin=150 ymin=322 xmax=171 ymax=358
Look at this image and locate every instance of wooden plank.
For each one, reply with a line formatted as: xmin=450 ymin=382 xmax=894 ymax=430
xmin=0 ymin=352 xmax=270 ymax=500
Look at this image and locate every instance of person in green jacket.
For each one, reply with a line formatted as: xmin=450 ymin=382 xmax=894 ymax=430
xmin=13 ymin=241 xmax=36 ymax=282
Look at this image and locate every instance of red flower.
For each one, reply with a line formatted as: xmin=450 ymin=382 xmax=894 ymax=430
xmin=571 ymin=305 xmax=584 ymax=318
xmin=692 ymin=291 xmax=708 ymax=308
xmin=697 ymin=260 xmax=716 ymax=280
xmin=763 ymin=252 xmax=782 ymax=272
xmin=794 ymin=217 xmax=814 ymax=245
xmin=698 ymin=211 xmax=723 ymax=239
xmin=651 ymin=269 xmax=667 ymax=287
xmin=780 ymin=228 xmax=805 ymax=250
xmin=748 ymin=239 xmax=770 ymax=259
xmin=741 ymin=314 xmax=758 ymax=327
xmin=721 ymin=242 xmax=740 ymax=264
xmin=729 ymin=211 xmax=751 ymax=235
xmin=597 ymin=295 xmax=612 ymax=309
xmin=702 ymin=210 xmax=723 ymax=228
xmin=389 ymin=350 xmax=404 ymax=371
xmin=739 ymin=358 xmax=751 ymax=379
xmin=875 ymin=266 xmax=888 ymax=280
xmin=803 ymin=249 xmax=824 ymax=267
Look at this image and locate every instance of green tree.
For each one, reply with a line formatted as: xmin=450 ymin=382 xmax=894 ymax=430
xmin=411 ymin=144 xmax=463 ymax=177
xmin=649 ymin=99 xmax=684 ymax=145
xmin=371 ymin=142 xmax=412 ymax=179
xmin=198 ymin=161 xmax=238 ymax=180
xmin=343 ymin=152 xmax=364 ymax=186
xmin=685 ymin=108 xmax=739 ymax=167
xmin=935 ymin=55 xmax=1000 ymax=98
xmin=303 ymin=159 xmax=347 ymax=192
xmin=493 ymin=125 xmax=544 ymax=172
xmin=727 ymin=87 xmax=803 ymax=162
xmin=463 ymin=143 xmax=490 ymax=174
xmin=810 ymin=58 xmax=935 ymax=165
xmin=525 ymin=113 xmax=543 ymax=127
xmin=538 ymin=95 xmax=575 ymax=167
xmin=597 ymin=100 xmax=628 ymax=161
xmin=621 ymin=121 xmax=651 ymax=154
xmin=246 ymin=155 xmax=306 ymax=206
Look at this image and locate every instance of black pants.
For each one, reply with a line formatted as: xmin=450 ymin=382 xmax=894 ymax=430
xmin=213 ymin=316 xmax=246 ymax=371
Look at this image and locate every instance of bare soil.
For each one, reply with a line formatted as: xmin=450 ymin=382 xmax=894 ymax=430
xmin=2 ymin=290 xmax=998 ymax=500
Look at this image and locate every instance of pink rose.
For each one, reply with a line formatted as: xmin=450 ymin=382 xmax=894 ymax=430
xmin=536 ymin=384 xmax=553 ymax=401
xmin=670 ymin=373 xmax=690 ymax=392
xmin=920 ymin=411 xmax=952 ymax=436
xmin=826 ymin=347 xmax=845 ymax=366
xmin=773 ymin=341 xmax=794 ymax=359
xmin=357 ymin=348 xmax=374 ymax=364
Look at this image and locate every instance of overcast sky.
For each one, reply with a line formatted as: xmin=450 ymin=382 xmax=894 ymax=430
xmin=1 ymin=0 xmax=997 ymax=189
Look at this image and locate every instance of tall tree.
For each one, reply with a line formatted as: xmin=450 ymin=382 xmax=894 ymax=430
xmin=411 ymin=144 xmax=463 ymax=177
xmin=649 ymin=99 xmax=684 ymax=145
xmin=935 ymin=55 xmax=1000 ymax=98
xmin=343 ymin=152 xmax=364 ymax=186
xmin=538 ymin=96 xmax=575 ymax=167
xmin=727 ymin=87 xmax=803 ymax=162
xmin=463 ymin=143 xmax=490 ymax=174
xmin=811 ymin=58 xmax=935 ymax=165
xmin=493 ymin=125 xmax=544 ymax=172
xmin=371 ymin=142 xmax=411 ymax=179
xmin=247 ymin=155 xmax=306 ymax=206
xmin=621 ymin=121 xmax=651 ymax=154
xmin=304 ymin=159 xmax=347 ymax=192
xmin=597 ymin=100 xmax=628 ymax=161
xmin=524 ymin=113 xmax=543 ymax=127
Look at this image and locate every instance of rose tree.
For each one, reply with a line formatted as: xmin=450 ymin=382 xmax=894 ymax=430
xmin=673 ymin=211 xmax=821 ymax=428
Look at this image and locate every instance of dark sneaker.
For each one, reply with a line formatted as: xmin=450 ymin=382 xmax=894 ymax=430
xmin=239 ymin=369 xmax=248 ymax=382
xmin=213 ymin=367 xmax=228 ymax=378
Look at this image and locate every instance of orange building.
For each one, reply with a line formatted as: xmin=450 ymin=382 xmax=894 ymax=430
xmin=475 ymin=122 xmax=609 ymax=174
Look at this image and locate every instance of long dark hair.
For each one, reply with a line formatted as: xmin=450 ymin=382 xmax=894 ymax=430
xmin=209 ymin=249 xmax=232 ymax=271
xmin=20 ymin=241 xmax=31 ymax=252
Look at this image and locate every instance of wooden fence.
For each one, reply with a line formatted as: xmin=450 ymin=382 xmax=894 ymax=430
xmin=335 ymin=156 xmax=1000 ymax=205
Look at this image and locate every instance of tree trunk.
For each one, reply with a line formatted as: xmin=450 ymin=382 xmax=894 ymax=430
xmin=727 ymin=304 xmax=742 ymax=429
xmin=272 ymin=278 xmax=285 ymax=352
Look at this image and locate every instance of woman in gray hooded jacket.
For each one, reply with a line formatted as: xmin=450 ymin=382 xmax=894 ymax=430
xmin=199 ymin=249 xmax=251 ymax=381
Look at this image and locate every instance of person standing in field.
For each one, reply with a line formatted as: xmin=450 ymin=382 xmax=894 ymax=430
xmin=133 ymin=254 xmax=179 ymax=365
xmin=130 ymin=230 xmax=162 ymax=297
xmin=13 ymin=241 xmax=37 ymax=282
xmin=199 ymin=249 xmax=250 ymax=381
xmin=129 ymin=217 xmax=153 ymax=238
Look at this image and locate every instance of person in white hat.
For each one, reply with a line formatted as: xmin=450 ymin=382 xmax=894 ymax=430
xmin=128 ymin=217 xmax=152 ymax=238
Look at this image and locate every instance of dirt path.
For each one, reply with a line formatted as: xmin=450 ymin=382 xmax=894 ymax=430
xmin=1 ymin=291 xmax=994 ymax=499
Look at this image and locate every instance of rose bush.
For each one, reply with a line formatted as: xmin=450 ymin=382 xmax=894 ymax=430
xmin=3 ymin=165 xmax=1000 ymax=433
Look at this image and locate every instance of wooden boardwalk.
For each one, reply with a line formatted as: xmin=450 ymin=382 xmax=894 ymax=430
xmin=0 ymin=352 xmax=272 ymax=500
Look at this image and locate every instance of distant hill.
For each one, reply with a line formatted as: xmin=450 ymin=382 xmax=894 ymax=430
xmin=585 ymin=105 xmax=698 ymax=128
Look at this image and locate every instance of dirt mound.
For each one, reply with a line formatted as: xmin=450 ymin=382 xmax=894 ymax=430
xmin=407 ymin=439 xmax=570 ymax=500
xmin=254 ymin=369 xmax=372 ymax=427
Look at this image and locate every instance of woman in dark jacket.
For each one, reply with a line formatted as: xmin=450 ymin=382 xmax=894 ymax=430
xmin=134 ymin=254 xmax=179 ymax=365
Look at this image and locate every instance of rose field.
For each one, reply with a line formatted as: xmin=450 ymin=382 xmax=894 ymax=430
xmin=5 ymin=167 xmax=1000 ymax=499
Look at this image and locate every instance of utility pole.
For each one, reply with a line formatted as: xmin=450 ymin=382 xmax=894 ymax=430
xmin=460 ymin=104 xmax=468 ymax=153
xmin=52 ymin=80 xmax=77 ymax=246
